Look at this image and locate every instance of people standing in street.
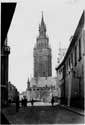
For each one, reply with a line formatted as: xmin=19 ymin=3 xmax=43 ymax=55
xmin=23 ymin=96 xmax=28 ymax=107
xmin=16 ymin=95 xmax=20 ymax=112
xmin=21 ymin=97 xmax=24 ymax=107
xmin=31 ymin=98 xmax=34 ymax=106
xmin=21 ymin=96 xmax=28 ymax=107
xmin=51 ymin=96 xmax=54 ymax=107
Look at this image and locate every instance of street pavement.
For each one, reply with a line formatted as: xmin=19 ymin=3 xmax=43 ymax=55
xmin=2 ymin=102 xmax=84 ymax=124
xmin=1 ymin=111 xmax=10 ymax=124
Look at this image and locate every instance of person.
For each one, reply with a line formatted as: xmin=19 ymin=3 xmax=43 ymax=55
xmin=16 ymin=95 xmax=20 ymax=112
xmin=23 ymin=96 xmax=27 ymax=107
xmin=21 ymin=98 xmax=24 ymax=107
xmin=51 ymin=96 xmax=54 ymax=107
xmin=31 ymin=98 xmax=34 ymax=106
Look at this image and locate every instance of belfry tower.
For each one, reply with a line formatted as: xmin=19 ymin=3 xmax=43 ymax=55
xmin=33 ymin=12 xmax=52 ymax=77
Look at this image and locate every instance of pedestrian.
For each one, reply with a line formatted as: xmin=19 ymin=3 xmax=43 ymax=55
xmin=51 ymin=96 xmax=54 ymax=107
xmin=16 ymin=95 xmax=20 ymax=112
xmin=31 ymin=98 xmax=34 ymax=106
xmin=23 ymin=96 xmax=27 ymax=107
xmin=21 ymin=98 xmax=24 ymax=107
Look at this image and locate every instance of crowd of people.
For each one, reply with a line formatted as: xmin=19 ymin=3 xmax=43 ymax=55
xmin=15 ymin=96 xmax=35 ymax=112
xmin=21 ymin=96 xmax=28 ymax=107
xmin=15 ymin=95 xmax=55 ymax=112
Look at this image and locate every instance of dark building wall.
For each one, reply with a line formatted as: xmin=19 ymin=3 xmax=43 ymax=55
xmin=1 ymin=3 xmax=16 ymax=107
xmin=1 ymin=3 xmax=16 ymax=46
xmin=1 ymin=40 xmax=10 ymax=106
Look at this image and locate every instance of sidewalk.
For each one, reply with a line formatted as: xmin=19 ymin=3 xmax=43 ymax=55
xmin=2 ymin=104 xmax=18 ymax=124
xmin=60 ymin=104 xmax=85 ymax=116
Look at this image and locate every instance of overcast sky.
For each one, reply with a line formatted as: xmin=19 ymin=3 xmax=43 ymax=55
xmin=7 ymin=0 xmax=85 ymax=93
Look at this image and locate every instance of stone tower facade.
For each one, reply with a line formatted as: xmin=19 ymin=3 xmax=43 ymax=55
xmin=33 ymin=13 xmax=52 ymax=77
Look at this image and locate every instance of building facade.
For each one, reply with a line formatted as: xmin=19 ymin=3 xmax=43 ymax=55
xmin=56 ymin=11 xmax=85 ymax=109
xmin=19 ymin=91 xmax=27 ymax=101
xmin=1 ymin=3 xmax=16 ymax=107
xmin=8 ymin=82 xmax=19 ymax=103
xmin=1 ymin=37 xmax=10 ymax=106
xmin=29 ymin=85 xmax=58 ymax=102
xmin=33 ymin=13 xmax=52 ymax=77
xmin=26 ymin=77 xmax=59 ymax=102
xmin=57 ymin=47 xmax=67 ymax=64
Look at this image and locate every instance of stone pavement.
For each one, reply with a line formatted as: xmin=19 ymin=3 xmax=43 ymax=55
xmin=60 ymin=104 xmax=85 ymax=116
xmin=1 ymin=111 xmax=10 ymax=124
xmin=2 ymin=102 xmax=84 ymax=124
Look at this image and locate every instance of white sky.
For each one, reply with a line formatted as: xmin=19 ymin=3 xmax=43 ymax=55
xmin=7 ymin=0 xmax=85 ymax=93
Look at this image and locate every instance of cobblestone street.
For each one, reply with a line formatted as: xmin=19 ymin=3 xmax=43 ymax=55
xmin=2 ymin=103 xmax=84 ymax=124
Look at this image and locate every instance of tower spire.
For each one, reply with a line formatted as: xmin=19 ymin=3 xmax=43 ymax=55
xmin=39 ymin=11 xmax=46 ymax=36
xmin=41 ymin=11 xmax=44 ymax=25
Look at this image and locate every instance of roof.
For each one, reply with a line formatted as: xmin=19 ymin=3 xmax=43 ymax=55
xmin=56 ymin=10 xmax=85 ymax=71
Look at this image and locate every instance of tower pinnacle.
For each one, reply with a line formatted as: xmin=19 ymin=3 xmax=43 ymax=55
xmin=41 ymin=11 xmax=44 ymax=25
xmin=39 ymin=11 xmax=46 ymax=37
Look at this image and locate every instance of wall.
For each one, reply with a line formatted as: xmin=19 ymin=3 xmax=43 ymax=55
xmin=56 ymin=11 xmax=85 ymax=109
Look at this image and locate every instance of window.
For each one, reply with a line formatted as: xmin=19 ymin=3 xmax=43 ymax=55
xmin=66 ymin=62 xmax=67 ymax=72
xmin=75 ymin=46 xmax=77 ymax=66
xmin=79 ymin=38 xmax=81 ymax=61
xmin=71 ymin=53 xmax=73 ymax=66
xmin=62 ymin=67 xmax=64 ymax=78
xmin=69 ymin=57 xmax=70 ymax=68
xmin=67 ymin=61 xmax=68 ymax=71
xmin=59 ymin=69 xmax=61 ymax=74
xmin=61 ymin=69 xmax=62 ymax=74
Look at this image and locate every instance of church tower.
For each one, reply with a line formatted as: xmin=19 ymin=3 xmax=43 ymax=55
xmin=33 ymin=13 xmax=52 ymax=77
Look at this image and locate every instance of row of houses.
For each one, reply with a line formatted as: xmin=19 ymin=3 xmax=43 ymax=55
xmin=8 ymin=82 xmax=19 ymax=103
xmin=56 ymin=11 xmax=85 ymax=109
